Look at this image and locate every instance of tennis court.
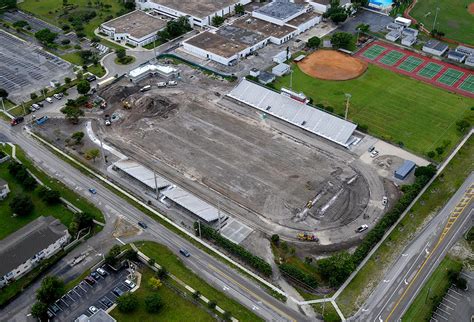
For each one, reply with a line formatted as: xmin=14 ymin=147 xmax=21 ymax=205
xmin=458 ymin=75 xmax=474 ymax=94
xmin=437 ymin=68 xmax=464 ymax=86
xmin=379 ymin=50 xmax=405 ymax=66
xmin=417 ymin=62 xmax=444 ymax=79
xmin=362 ymin=44 xmax=387 ymax=60
xmin=397 ymin=56 xmax=424 ymax=72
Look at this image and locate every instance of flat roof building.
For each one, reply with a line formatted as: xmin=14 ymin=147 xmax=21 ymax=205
xmin=75 ymin=309 xmax=117 ymax=322
xmin=0 ymin=216 xmax=70 ymax=288
xmin=447 ymin=50 xmax=466 ymax=63
xmin=100 ymin=10 xmax=166 ymax=47
xmin=258 ymin=71 xmax=276 ymax=84
xmin=455 ymin=45 xmax=474 ymax=56
xmin=137 ymin=0 xmax=252 ymax=27
xmin=394 ymin=160 xmax=416 ymax=180
xmin=128 ymin=63 xmax=180 ymax=82
xmin=253 ymin=1 xmax=307 ymax=26
xmin=422 ymin=39 xmax=448 ymax=56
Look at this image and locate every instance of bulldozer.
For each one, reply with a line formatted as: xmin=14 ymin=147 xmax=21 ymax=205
xmin=122 ymin=99 xmax=131 ymax=110
xmin=297 ymin=232 xmax=319 ymax=242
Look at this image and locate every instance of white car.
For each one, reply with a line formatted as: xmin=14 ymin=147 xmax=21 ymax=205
xmin=382 ymin=196 xmax=388 ymax=206
xmin=157 ymin=81 xmax=167 ymax=87
xmin=46 ymin=97 xmax=53 ymax=103
xmin=124 ymin=279 xmax=136 ymax=289
xmin=370 ymin=150 xmax=379 ymax=158
xmin=356 ymin=224 xmax=368 ymax=233
xmin=96 ymin=267 xmax=107 ymax=276
xmin=167 ymin=80 xmax=177 ymax=86
xmin=32 ymin=103 xmax=40 ymax=109
xmin=53 ymin=93 xmax=62 ymax=100
xmin=88 ymin=306 xmax=98 ymax=314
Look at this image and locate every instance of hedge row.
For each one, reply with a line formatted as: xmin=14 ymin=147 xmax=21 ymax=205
xmin=279 ymin=263 xmax=318 ymax=289
xmin=195 ymin=223 xmax=272 ymax=276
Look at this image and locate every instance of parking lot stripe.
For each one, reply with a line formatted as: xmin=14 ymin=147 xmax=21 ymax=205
xmin=437 ymin=307 xmax=451 ymax=315
xmin=433 ymin=312 xmax=448 ymax=320
xmin=443 ymin=297 xmax=457 ymax=305
xmin=439 ymin=302 xmax=453 ymax=310
xmin=446 ymin=292 xmax=461 ymax=301
xmin=448 ymin=287 xmax=463 ymax=295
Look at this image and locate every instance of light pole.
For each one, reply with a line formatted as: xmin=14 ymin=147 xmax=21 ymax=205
xmin=344 ymin=93 xmax=351 ymax=120
xmin=432 ymin=7 xmax=440 ymax=31
xmin=0 ymin=97 xmax=5 ymax=112
xmin=289 ymin=66 xmax=294 ymax=90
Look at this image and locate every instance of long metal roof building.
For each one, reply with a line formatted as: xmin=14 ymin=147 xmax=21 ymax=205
xmin=113 ymin=159 xmax=171 ymax=190
xmin=227 ymin=79 xmax=357 ymax=147
xmin=161 ymin=186 xmax=223 ymax=222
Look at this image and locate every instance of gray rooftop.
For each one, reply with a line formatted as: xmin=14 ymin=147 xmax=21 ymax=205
xmin=75 ymin=309 xmax=117 ymax=322
xmin=113 ymin=159 xmax=171 ymax=190
xmin=228 ymin=79 xmax=357 ymax=147
xmin=102 ymin=10 xmax=166 ymax=39
xmin=395 ymin=160 xmax=416 ymax=178
xmin=161 ymin=186 xmax=223 ymax=222
xmin=424 ymin=39 xmax=448 ymax=52
xmin=456 ymin=45 xmax=474 ymax=56
xmin=448 ymin=50 xmax=466 ymax=59
xmin=258 ymin=71 xmax=275 ymax=82
xmin=254 ymin=1 xmax=306 ymax=21
xmin=217 ymin=24 xmax=266 ymax=46
xmin=0 ymin=216 xmax=68 ymax=277
xmin=150 ymin=0 xmax=240 ymax=19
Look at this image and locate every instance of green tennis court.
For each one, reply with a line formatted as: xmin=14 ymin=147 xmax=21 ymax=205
xmin=437 ymin=68 xmax=464 ymax=86
xmin=379 ymin=50 xmax=405 ymax=66
xmin=397 ymin=56 xmax=424 ymax=72
xmin=417 ymin=62 xmax=443 ymax=79
xmin=362 ymin=45 xmax=387 ymax=60
xmin=458 ymin=75 xmax=474 ymax=94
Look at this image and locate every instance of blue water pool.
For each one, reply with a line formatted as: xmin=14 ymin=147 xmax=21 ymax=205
xmin=369 ymin=0 xmax=393 ymax=7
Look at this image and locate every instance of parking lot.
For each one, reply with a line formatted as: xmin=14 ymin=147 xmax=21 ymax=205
xmin=48 ymin=265 xmax=134 ymax=321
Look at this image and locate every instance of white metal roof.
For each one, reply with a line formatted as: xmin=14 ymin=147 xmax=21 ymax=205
xmin=227 ymin=79 xmax=357 ymax=147
xmin=161 ymin=186 xmax=222 ymax=222
xmin=114 ymin=159 xmax=171 ymax=190
xmin=129 ymin=64 xmax=178 ymax=78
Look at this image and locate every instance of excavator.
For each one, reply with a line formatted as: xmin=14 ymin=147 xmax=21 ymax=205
xmin=297 ymin=232 xmax=319 ymax=242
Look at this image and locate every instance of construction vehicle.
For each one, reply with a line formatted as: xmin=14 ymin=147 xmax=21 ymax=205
xmin=297 ymin=232 xmax=319 ymax=242
xmin=122 ymin=100 xmax=131 ymax=109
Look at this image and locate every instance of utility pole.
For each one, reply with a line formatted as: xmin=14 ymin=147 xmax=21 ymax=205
xmin=153 ymin=171 xmax=159 ymax=199
xmin=217 ymin=201 xmax=221 ymax=233
xmin=97 ymin=131 xmax=107 ymax=165
xmin=289 ymin=67 xmax=293 ymax=90
xmin=432 ymin=7 xmax=440 ymax=31
xmin=197 ymin=220 xmax=202 ymax=238
xmin=0 ymin=97 xmax=5 ymax=112
xmin=344 ymin=93 xmax=351 ymax=120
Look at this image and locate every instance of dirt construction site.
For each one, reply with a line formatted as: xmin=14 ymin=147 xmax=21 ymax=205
xmin=94 ymin=62 xmax=390 ymax=251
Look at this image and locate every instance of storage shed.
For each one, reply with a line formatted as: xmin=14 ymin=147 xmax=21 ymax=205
xmin=422 ymin=40 xmax=448 ymax=56
xmin=394 ymin=160 xmax=416 ymax=180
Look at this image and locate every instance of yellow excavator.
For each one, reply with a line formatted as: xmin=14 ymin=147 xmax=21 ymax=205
xmin=297 ymin=232 xmax=319 ymax=242
xmin=122 ymin=100 xmax=131 ymax=110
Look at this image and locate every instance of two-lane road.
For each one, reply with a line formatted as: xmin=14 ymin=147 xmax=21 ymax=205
xmin=354 ymin=173 xmax=473 ymax=321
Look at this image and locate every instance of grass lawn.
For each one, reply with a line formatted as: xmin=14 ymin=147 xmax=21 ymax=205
xmin=312 ymin=302 xmax=341 ymax=322
xmin=410 ymin=0 xmax=474 ymax=46
xmin=336 ymin=136 xmax=474 ymax=316
xmin=60 ymin=52 xmax=106 ymax=77
xmin=274 ymin=64 xmax=473 ymax=159
xmin=402 ymin=256 xmax=462 ymax=321
xmin=136 ymin=241 xmax=263 ymax=322
xmin=0 ymin=144 xmax=103 ymax=240
xmin=110 ymin=268 xmax=214 ymax=322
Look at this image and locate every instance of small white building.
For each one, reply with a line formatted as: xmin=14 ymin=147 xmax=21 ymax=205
xmin=386 ymin=22 xmax=404 ymax=32
xmin=273 ymin=50 xmax=290 ymax=64
xmin=465 ymin=55 xmax=474 ymax=67
xmin=252 ymin=1 xmax=307 ymax=26
xmin=402 ymin=27 xmax=418 ymax=37
xmin=0 ymin=179 xmax=9 ymax=200
xmin=272 ymin=63 xmax=291 ymax=76
xmin=394 ymin=17 xmax=412 ymax=27
xmin=258 ymin=71 xmax=275 ymax=84
xmin=128 ymin=63 xmax=180 ymax=83
xmin=422 ymin=39 xmax=449 ymax=56
xmin=455 ymin=45 xmax=474 ymax=57
xmin=385 ymin=30 xmax=401 ymax=42
xmin=100 ymin=10 xmax=166 ymax=47
xmin=401 ymin=35 xmax=416 ymax=46
xmin=308 ymin=0 xmax=351 ymax=14
xmin=0 ymin=216 xmax=70 ymax=288
xmin=249 ymin=68 xmax=260 ymax=77
xmin=447 ymin=50 xmax=466 ymax=63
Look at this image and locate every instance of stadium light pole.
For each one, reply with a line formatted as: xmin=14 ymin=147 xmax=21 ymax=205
xmin=344 ymin=93 xmax=351 ymax=120
xmin=432 ymin=7 xmax=440 ymax=31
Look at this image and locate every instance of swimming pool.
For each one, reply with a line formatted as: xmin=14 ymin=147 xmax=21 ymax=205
xmin=369 ymin=0 xmax=393 ymax=8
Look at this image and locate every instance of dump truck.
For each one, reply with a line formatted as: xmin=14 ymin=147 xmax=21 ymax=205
xmin=297 ymin=232 xmax=319 ymax=242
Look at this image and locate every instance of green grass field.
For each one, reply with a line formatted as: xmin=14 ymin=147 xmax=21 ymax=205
xmin=137 ymin=241 xmax=263 ymax=322
xmin=274 ymin=64 xmax=473 ymax=158
xmin=111 ymin=268 xmax=214 ymax=322
xmin=402 ymin=256 xmax=462 ymax=321
xmin=336 ymin=136 xmax=474 ymax=316
xmin=410 ymin=0 xmax=474 ymax=46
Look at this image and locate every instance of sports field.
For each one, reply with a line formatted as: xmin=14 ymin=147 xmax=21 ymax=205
xmin=357 ymin=42 xmax=474 ymax=97
xmin=274 ymin=64 xmax=473 ymax=157
xmin=409 ymin=0 xmax=474 ymax=46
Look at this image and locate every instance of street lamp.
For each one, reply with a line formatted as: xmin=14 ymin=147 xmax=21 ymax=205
xmin=432 ymin=7 xmax=440 ymax=31
xmin=344 ymin=93 xmax=351 ymax=120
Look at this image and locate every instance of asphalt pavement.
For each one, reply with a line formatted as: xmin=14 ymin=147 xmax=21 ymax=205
xmin=0 ymin=121 xmax=307 ymax=321
xmin=353 ymin=173 xmax=473 ymax=321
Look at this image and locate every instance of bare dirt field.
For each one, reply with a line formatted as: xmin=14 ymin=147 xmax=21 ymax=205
xmin=96 ymin=64 xmax=375 ymax=236
xmin=298 ymin=50 xmax=368 ymax=81
xmin=469 ymin=2 xmax=474 ymax=14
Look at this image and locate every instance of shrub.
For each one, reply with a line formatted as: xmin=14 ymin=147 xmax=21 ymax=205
xmin=9 ymin=194 xmax=34 ymax=216
xmin=117 ymin=293 xmax=138 ymax=313
xmin=279 ymin=263 xmax=318 ymax=288
xmin=144 ymin=293 xmax=163 ymax=313
xmin=37 ymin=186 xmax=61 ymax=204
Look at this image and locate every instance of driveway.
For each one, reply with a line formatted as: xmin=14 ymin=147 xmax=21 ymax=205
xmin=338 ymin=9 xmax=393 ymax=34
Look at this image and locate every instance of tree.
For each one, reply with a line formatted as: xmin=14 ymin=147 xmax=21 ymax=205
xmin=427 ymin=151 xmax=436 ymax=159
xmin=271 ymin=234 xmax=280 ymax=245
xmin=331 ymin=11 xmax=348 ymax=24
xmin=9 ymin=194 xmax=34 ymax=216
xmin=31 ymin=301 xmax=48 ymax=320
xmin=36 ymin=276 xmax=65 ymax=305
xmin=456 ymin=119 xmax=471 ymax=134
xmin=356 ymin=23 xmax=370 ymax=33
xmin=317 ymin=251 xmax=355 ymax=287
xmin=13 ymin=20 xmax=28 ymax=28
xmin=211 ymin=15 xmax=225 ymax=27
xmin=61 ymin=104 xmax=84 ymax=124
xmin=105 ymin=244 xmax=121 ymax=265
xmin=0 ymin=88 xmax=8 ymax=99
xmin=148 ymin=277 xmax=162 ymax=290
xmin=192 ymin=290 xmax=201 ymax=300
xmin=77 ymin=80 xmax=91 ymax=95
xmin=85 ymin=148 xmax=100 ymax=162
xmin=208 ymin=300 xmax=217 ymax=309
xmin=223 ymin=311 xmax=232 ymax=321
xmin=331 ymin=32 xmax=354 ymax=50
xmin=30 ymin=92 xmax=38 ymax=100
xmin=144 ymin=293 xmax=163 ymax=313
xmin=117 ymin=293 xmax=139 ymax=313
xmin=116 ymin=48 xmax=126 ymax=60
xmin=148 ymin=258 xmax=156 ymax=266
xmin=35 ymin=28 xmax=58 ymax=45
xmin=307 ymin=36 xmax=321 ymax=49
xmin=72 ymin=212 xmax=94 ymax=231
xmin=157 ymin=266 xmax=168 ymax=279
xmin=0 ymin=0 xmax=16 ymax=11
xmin=235 ymin=3 xmax=244 ymax=15
xmin=38 ymin=186 xmax=61 ymax=205
xmin=71 ymin=131 xmax=84 ymax=144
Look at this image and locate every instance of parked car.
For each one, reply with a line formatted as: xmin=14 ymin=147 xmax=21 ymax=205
xmin=167 ymin=80 xmax=177 ymax=86
xmin=100 ymin=297 xmax=113 ymax=308
xmin=138 ymin=221 xmax=147 ymax=229
xmin=97 ymin=267 xmax=107 ymax=276
xmin=157 ymin=81 xmax=167 ymax=88
xmin=368 ymin=146 xmax=375 ymax=153
xmin=140 ymin=85 xmax=151 ymax=92
xmin=370 ymin=150 xmax=379 ymax=158
xmin=124 ymin=279 xmax=136 ymax=289
xmin=50 ymin=304 xmax=60 ymax=314
xmin=11 ymin=116 xmax=24 ymax=126
xmin=113 ymin=287 xmax=125 ymax=297
xmin=179 ymin=249 xmax=190 ymax=257
xmin=30 ymin=106 xmax=37 ymax=112
xmin=355 ymin=224 xmax=369 ymax=233
xmin=37 ymin=102 xmax=44 ymax=107
xmin=86 ymin=75 xmax=97 ymax=82
xmin=90 ymin=271 xmax=101 ymax=280
xmin=88 ymin=306 xmax=98 ymax=314
xmin=46 ymin=97 xmax=53 ymax=103
xmin=36 ymin=116 xmax=48 ymax=125
xmin=84 ymin=276 xmax=95 ymax=285
xmin=53 ymin=93 xmax=63 ymax=100
xmin=382 ymin=196 xmax=388 ymax=206
xmin=32 ymin=103 xmax=40 ymax=109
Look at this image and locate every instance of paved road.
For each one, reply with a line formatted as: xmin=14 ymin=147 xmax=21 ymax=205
xmin=353 ymin=173 xmax=474 ymax=321
xmin=0 ymin=122 xmax=306 ymax=321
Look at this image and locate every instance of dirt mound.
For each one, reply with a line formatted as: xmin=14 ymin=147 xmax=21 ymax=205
xmin=130 ymin=94 xmax=178 ymax=118
xmin=469 ymin=2 xmax=474 ymax=14
xmin=298 ymin=50 xmax=368 ymax=81
xmin=100 ymin=85 xmax=138 ymax=105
